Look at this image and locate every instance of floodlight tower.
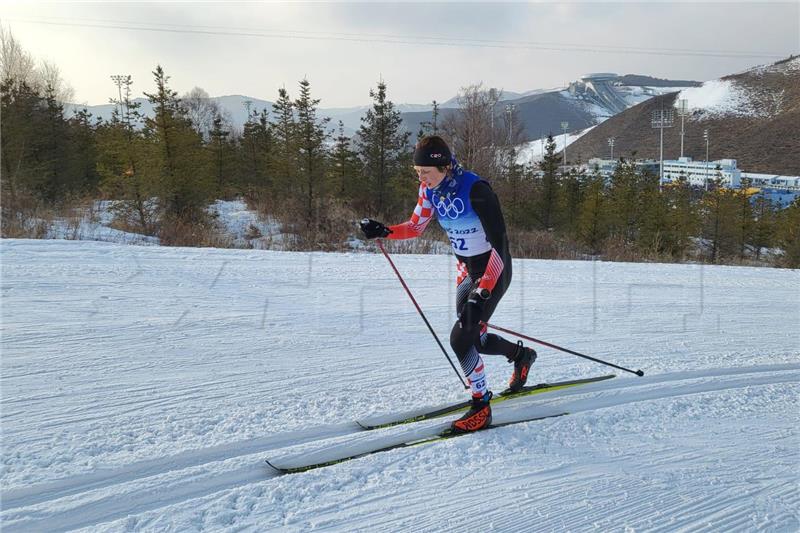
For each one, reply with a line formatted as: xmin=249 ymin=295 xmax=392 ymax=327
xmin=651 ymin=107 xmax=674 ymax=187
xmin=677 ymin=98 xmax=689 ymax=158
xmin=560 ymin=121 xmax=569 ymax=165
xmin=607 ymin=137 xmax=616 ymax=160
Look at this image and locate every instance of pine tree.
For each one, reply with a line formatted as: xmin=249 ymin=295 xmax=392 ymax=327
xmin=577 ymin=171 xmax=608 ymax=255
xmin=700 ymin=174 xmax=738 ymax=263
xmin=208 ymin=114 xmax=235 ymax=195
xmin=734 ymin=178 xmax=755 ymax=260
xmin=330 ymin=120 xmax=360 ymax=198
xmin=1 ymin=80 xmax=50 ymax=204
xmin=418 ymin=100 xmax=441 ymax=140
xmin=636 ymin=170 xmax=670 ymax=257
xmin=775 ymin=198 xmax=800 ymax=268
xmin=558 ymin=168 xmax=584 ymax=237
xmin=750 ymin=195 xmax=777 ymax=260
xmin=143 ymin=65 xmax=213 ymax=222
xmin=96 ymin=75 xmax=158 ymax=234
xmin=294 ymin=78 xmax=330 ymax=227
xmin=498 ymin=147 xmax=529 ymax=228
xmin=535 ymin=134 xmax=560 ymax=230
xmin=606 ymin=158 xmax=640 ymax=249
xmin=65 ymin=107 xmax=100 ymax=195
xmin=662 ymin=175 xmax=698 ymax=260
xmin=240 ymin=107 xmax=272 ymax=189
xmin=270 ymin=87 xmax=296 ymax=195
xmin=355 ymin=79 xmax=410 ymax=216
xmin=40 ymin=83 xmax=69 ymax=203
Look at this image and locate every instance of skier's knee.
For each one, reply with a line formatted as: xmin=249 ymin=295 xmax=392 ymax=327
xmin=450 ymin=321 xmax=478 ymax=360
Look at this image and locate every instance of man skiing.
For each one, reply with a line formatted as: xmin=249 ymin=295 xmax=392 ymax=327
xmin=359 ymin=135 xmax=536 ymax=433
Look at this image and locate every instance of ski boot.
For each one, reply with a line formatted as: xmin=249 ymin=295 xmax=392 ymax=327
xmin=504 ymin=341 xmax=537 ymax=395
xmin=451 ymin=391 xmax=492 ymax=433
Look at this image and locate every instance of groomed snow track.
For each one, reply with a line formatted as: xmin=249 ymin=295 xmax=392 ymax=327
xmin=2 ymin=364 xmax=798 ymax=532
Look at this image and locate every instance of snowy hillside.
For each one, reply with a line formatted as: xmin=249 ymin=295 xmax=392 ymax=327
xmin=516 ymin=126 xmax=596 ymax=166
xmin=561 ymin=83 xmax=692 ymax=123
xmin=1 ymin=239 xmax=798 ymax=531
xmin=566 ymin=56 xmax=800 ymax=175
xmin=677 ymin=57 xmax=800 ymax=119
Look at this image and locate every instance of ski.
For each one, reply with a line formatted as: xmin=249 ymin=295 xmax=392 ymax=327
xmin=266 ymin=407 xmax=569 ymax=474
xmin=355 ymin=374 xmax=615 ymax=430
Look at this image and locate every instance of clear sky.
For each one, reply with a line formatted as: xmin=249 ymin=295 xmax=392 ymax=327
xmin=2 ymin=1 xmax=798 ymax=107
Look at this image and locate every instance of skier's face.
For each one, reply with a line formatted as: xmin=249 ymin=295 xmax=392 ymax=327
xmin=414 ymin=166 xmax=448 ymax=188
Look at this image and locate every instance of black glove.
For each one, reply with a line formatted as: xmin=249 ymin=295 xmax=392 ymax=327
xmin=360 ymin=218 xmax=392 ymax=239
xmin=458 ymin=288 xmax=490 ymax=328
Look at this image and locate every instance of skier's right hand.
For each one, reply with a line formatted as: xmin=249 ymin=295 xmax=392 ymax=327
xmin=360 ymin=218 xmax=392 ymax=239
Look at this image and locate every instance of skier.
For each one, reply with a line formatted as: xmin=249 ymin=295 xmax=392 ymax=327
xmin=359 ymin=135 xmax=537 ymax=433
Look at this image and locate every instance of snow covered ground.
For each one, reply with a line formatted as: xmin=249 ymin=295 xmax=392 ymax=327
xmin=1 ymin=239 xmax=798 ymax=531
xmin=26 ymin=199 xmax=286 ymax=250
xmin=208 ymin=199 xmax=286 ymax=249
xmin=25 ymin=200 xmax=160 ymax=246
xmin=517 ymin=126 xmax=597 ymax=166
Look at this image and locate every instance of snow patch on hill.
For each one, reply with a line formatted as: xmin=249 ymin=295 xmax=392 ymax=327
xmin=676 ymin=80 xmax=757 ymax=118
xmin=516 ymin=126 xmax=597 ymax=166
xmin=678 ymin=57 xmax=798 ymax=119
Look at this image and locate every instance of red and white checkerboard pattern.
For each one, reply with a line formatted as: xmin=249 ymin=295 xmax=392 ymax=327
xmin=388 ymin=184 xmax=434 ymax=239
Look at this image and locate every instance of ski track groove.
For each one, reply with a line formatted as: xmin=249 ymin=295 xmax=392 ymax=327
xmin=2 ymin=365 xmax=797 ymax=532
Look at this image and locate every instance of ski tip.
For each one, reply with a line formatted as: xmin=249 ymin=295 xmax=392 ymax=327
xmin=265 ymin=460 xmax=285 ymax=474
xmin=354 ymin=420 xmax=370 ymax=430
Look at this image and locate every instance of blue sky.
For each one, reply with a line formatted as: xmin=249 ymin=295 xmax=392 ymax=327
xmin=2 ymin=2 xmax=797 ymax=107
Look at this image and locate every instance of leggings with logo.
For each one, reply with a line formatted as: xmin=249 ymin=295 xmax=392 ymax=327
xmin=449 ymin=267 xmax=520 ymax=395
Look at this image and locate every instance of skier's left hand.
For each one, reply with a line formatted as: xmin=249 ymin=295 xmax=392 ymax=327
xmin=360 ymin=218 xmax=392 ymax=239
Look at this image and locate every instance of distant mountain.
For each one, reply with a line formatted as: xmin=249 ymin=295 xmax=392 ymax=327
xmin=70 ymin=74 xmax=700 ymax=141
xmin=566 ymin=56 xmax=800 ymax=175
xmin=402 ymin=74 xmax=698 ymax=142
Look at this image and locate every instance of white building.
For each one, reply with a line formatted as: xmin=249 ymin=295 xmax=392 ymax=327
xmin=741 ymin=172 xmax=800 ymax=190
xmin=586 ymin=158 xmax=660 ymax=179
xmin=662 ymin=157 xmax=741 ymax=188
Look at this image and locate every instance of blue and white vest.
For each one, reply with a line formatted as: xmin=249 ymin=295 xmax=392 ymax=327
xmin=425 ymin=169 xmax=492 ymax=257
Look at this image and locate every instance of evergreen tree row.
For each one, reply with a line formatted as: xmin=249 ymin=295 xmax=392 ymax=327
xmin=1 ymin=51 xmax=797 ymax=266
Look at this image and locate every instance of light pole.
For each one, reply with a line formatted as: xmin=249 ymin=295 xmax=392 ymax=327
xmin=607 ymin=137 xmax=615 ymax=160
xmin=677 ymin=98 xmax=688 ymax=158
xmin=560 ymin=121 xmax=569 ymax=165
xmin=651 ymin=107 xmax=674 ymax=188
xmin=505 ymin=104 xmax=515 ymax=144
xmin=110 ymin=75 xmax=126 ymax=118
xmin=703 ymin=128 xmax=710 ymax=191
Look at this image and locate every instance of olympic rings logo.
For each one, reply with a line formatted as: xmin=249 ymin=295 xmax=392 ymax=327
xmin=434 ymin=196 xmax=465 ymax=219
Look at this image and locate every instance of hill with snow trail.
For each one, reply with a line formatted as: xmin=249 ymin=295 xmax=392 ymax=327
xmin=568 ymin=56 xmax=800 ymax=174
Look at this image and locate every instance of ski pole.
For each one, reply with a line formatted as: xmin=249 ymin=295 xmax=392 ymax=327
xmin=376 ymin=240 xmax=470 ymax=389
xmin=485 ymin=323 xmax=645 ymax=377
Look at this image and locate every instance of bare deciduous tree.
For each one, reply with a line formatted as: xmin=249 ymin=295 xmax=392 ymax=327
xmin=442 ymin=84 xmax=509 ymax=178
xmin=180 ymin=86 xmax=231 ymax=139
xmin=1 ymin=27 xmax=73 ymax=103
xmin=1 ymin=26 xmax=35 ymax=87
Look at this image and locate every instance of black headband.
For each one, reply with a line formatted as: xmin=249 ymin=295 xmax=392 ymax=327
xmin=413 ymin=144 xmax=452 ymax=166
